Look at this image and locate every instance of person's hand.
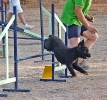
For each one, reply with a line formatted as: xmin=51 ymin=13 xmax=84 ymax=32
xmin=86 ymin=15 xmax=94 ymax=23
xmin=87 ymin=16 xmax=94 ymax=23
xmin=87 ymin=26 xmax=98 ymax=34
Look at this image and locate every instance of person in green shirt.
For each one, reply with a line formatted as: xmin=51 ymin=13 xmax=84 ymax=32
xmin=60 ymin=0 xmax=99 ymax=70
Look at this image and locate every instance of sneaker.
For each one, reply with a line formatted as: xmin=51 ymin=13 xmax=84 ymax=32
xmin=25 ymin=24 xmax=35 ymax=29
xmin=55 ymin=70 xmax=65 ymax=78
xmin=78 ymin=60 xmax=90 ymax=70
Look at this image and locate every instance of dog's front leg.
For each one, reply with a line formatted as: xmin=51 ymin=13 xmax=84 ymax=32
xmin=72 ymin=62 xmax=88 ymax=75
xmin=66 ymin=63 xmax=77 ymax=77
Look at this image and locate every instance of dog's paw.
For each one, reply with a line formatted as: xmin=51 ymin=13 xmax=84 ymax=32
xmin=72 ymin=74 xmax=77 ymax=78
xmin=84 ymin=72 xmax=89 ymax=75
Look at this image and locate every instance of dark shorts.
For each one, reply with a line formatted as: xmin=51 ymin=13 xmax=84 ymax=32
xmin=65 ymin=24 xmax=87 ymax=39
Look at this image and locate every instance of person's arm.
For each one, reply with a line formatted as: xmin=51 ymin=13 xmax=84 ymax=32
xmin=75 ymin=6 xmax=97 ymax=34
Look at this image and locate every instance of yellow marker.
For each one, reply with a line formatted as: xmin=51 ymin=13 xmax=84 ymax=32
xmin=42 ymin=66 xmax=52 ymax=79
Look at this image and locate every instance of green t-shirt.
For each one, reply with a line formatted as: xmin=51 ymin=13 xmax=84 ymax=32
xmin=61 ymin=0 xmax=92 ymax=26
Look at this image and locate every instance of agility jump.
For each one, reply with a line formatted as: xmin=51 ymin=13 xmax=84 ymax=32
xmin=0 ymin=7 xmax=16 ymax=97
xmin=39 ymin=0 xmax=70 ymax=82
xmin=0 ymin=2 xmax=55 ymax=94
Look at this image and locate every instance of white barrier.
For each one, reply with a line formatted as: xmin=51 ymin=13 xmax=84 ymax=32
xmin=0 ymin=15 xmax=16 ymax=85
xmin=42 ymin=6 xmax=67 ymax=71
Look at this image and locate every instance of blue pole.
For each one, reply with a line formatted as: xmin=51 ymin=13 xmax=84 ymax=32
xmin=51 ymin=4 xmax=55 ymax=80
xmin=4 ymin=3 xmax=7 ymax=21
xmin=40 ymin=0 xmax=44 ymax=61
xmin=51 ymin=4 xmax=66 ymax=82
xmin=1 ymin=0 xmax=5 ymax=57
xmin=1 ymin=0 xmax=4 ymax=23
xmin=65 ymin=25 xmax=68 ymax=47
xmin=13 ymin=6 xmax=18 ymax=91
xmin=65 ymin=25 xmax=68 ymax=77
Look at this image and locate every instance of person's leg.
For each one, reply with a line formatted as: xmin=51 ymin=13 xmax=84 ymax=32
xmin=18 ymin=13 xmax=26 ymax=25
xmin=7 ymin=12 xmax=13 ymax=22
xmin=6 ymin=12 xmax=13 ymax=31
xmin=69 ymin=37 xmax=80 ymax=48
xmin=18 ymin=13 xmax=35 ymax=29
xmin=11 ymin=0 xmax=25 ymax=25
xmin=78 ymin=28 xmax=99 ymax=63
xmin=13 ymin=1 xmax=35 ymax=29
xmin=83 ymin=31 xmax=98 ymax=50
xmin=68 ymin=24 xmax=81 ymax=48
xmin=76 ymin=26 xmax=99 ymax=70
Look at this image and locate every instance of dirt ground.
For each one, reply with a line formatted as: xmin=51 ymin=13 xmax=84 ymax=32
xmin=0 ymin=7 xmax=107 ymax=100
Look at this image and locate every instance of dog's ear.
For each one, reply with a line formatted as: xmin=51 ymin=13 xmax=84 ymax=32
xmin=81 ymin=39 xmax=84 ymax=46
xmin=49 ymin=35 xmax=52 ymax=37
xmin=44 ymin=39 xmax=47 ymax=41
xmin=78 ymin=39 xmax=84 ymax=47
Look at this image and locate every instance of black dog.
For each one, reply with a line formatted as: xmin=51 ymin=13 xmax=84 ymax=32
xmin=44 ymin=35 xmax=91 ymax=77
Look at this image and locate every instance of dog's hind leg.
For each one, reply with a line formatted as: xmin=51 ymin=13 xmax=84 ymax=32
xmin=72 ymin=62 xmax=88 ymax=75
xmin=66 ymin=63 xmax=77 ymax=77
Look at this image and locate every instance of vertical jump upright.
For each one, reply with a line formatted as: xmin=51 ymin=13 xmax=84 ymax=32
xmin=0 ymin=0 xmax=6 ymax=57
xmin=3 ymin=6 xmax=30 ymax=93
xmin=40 ymin=1 xmax=66 ymax=82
